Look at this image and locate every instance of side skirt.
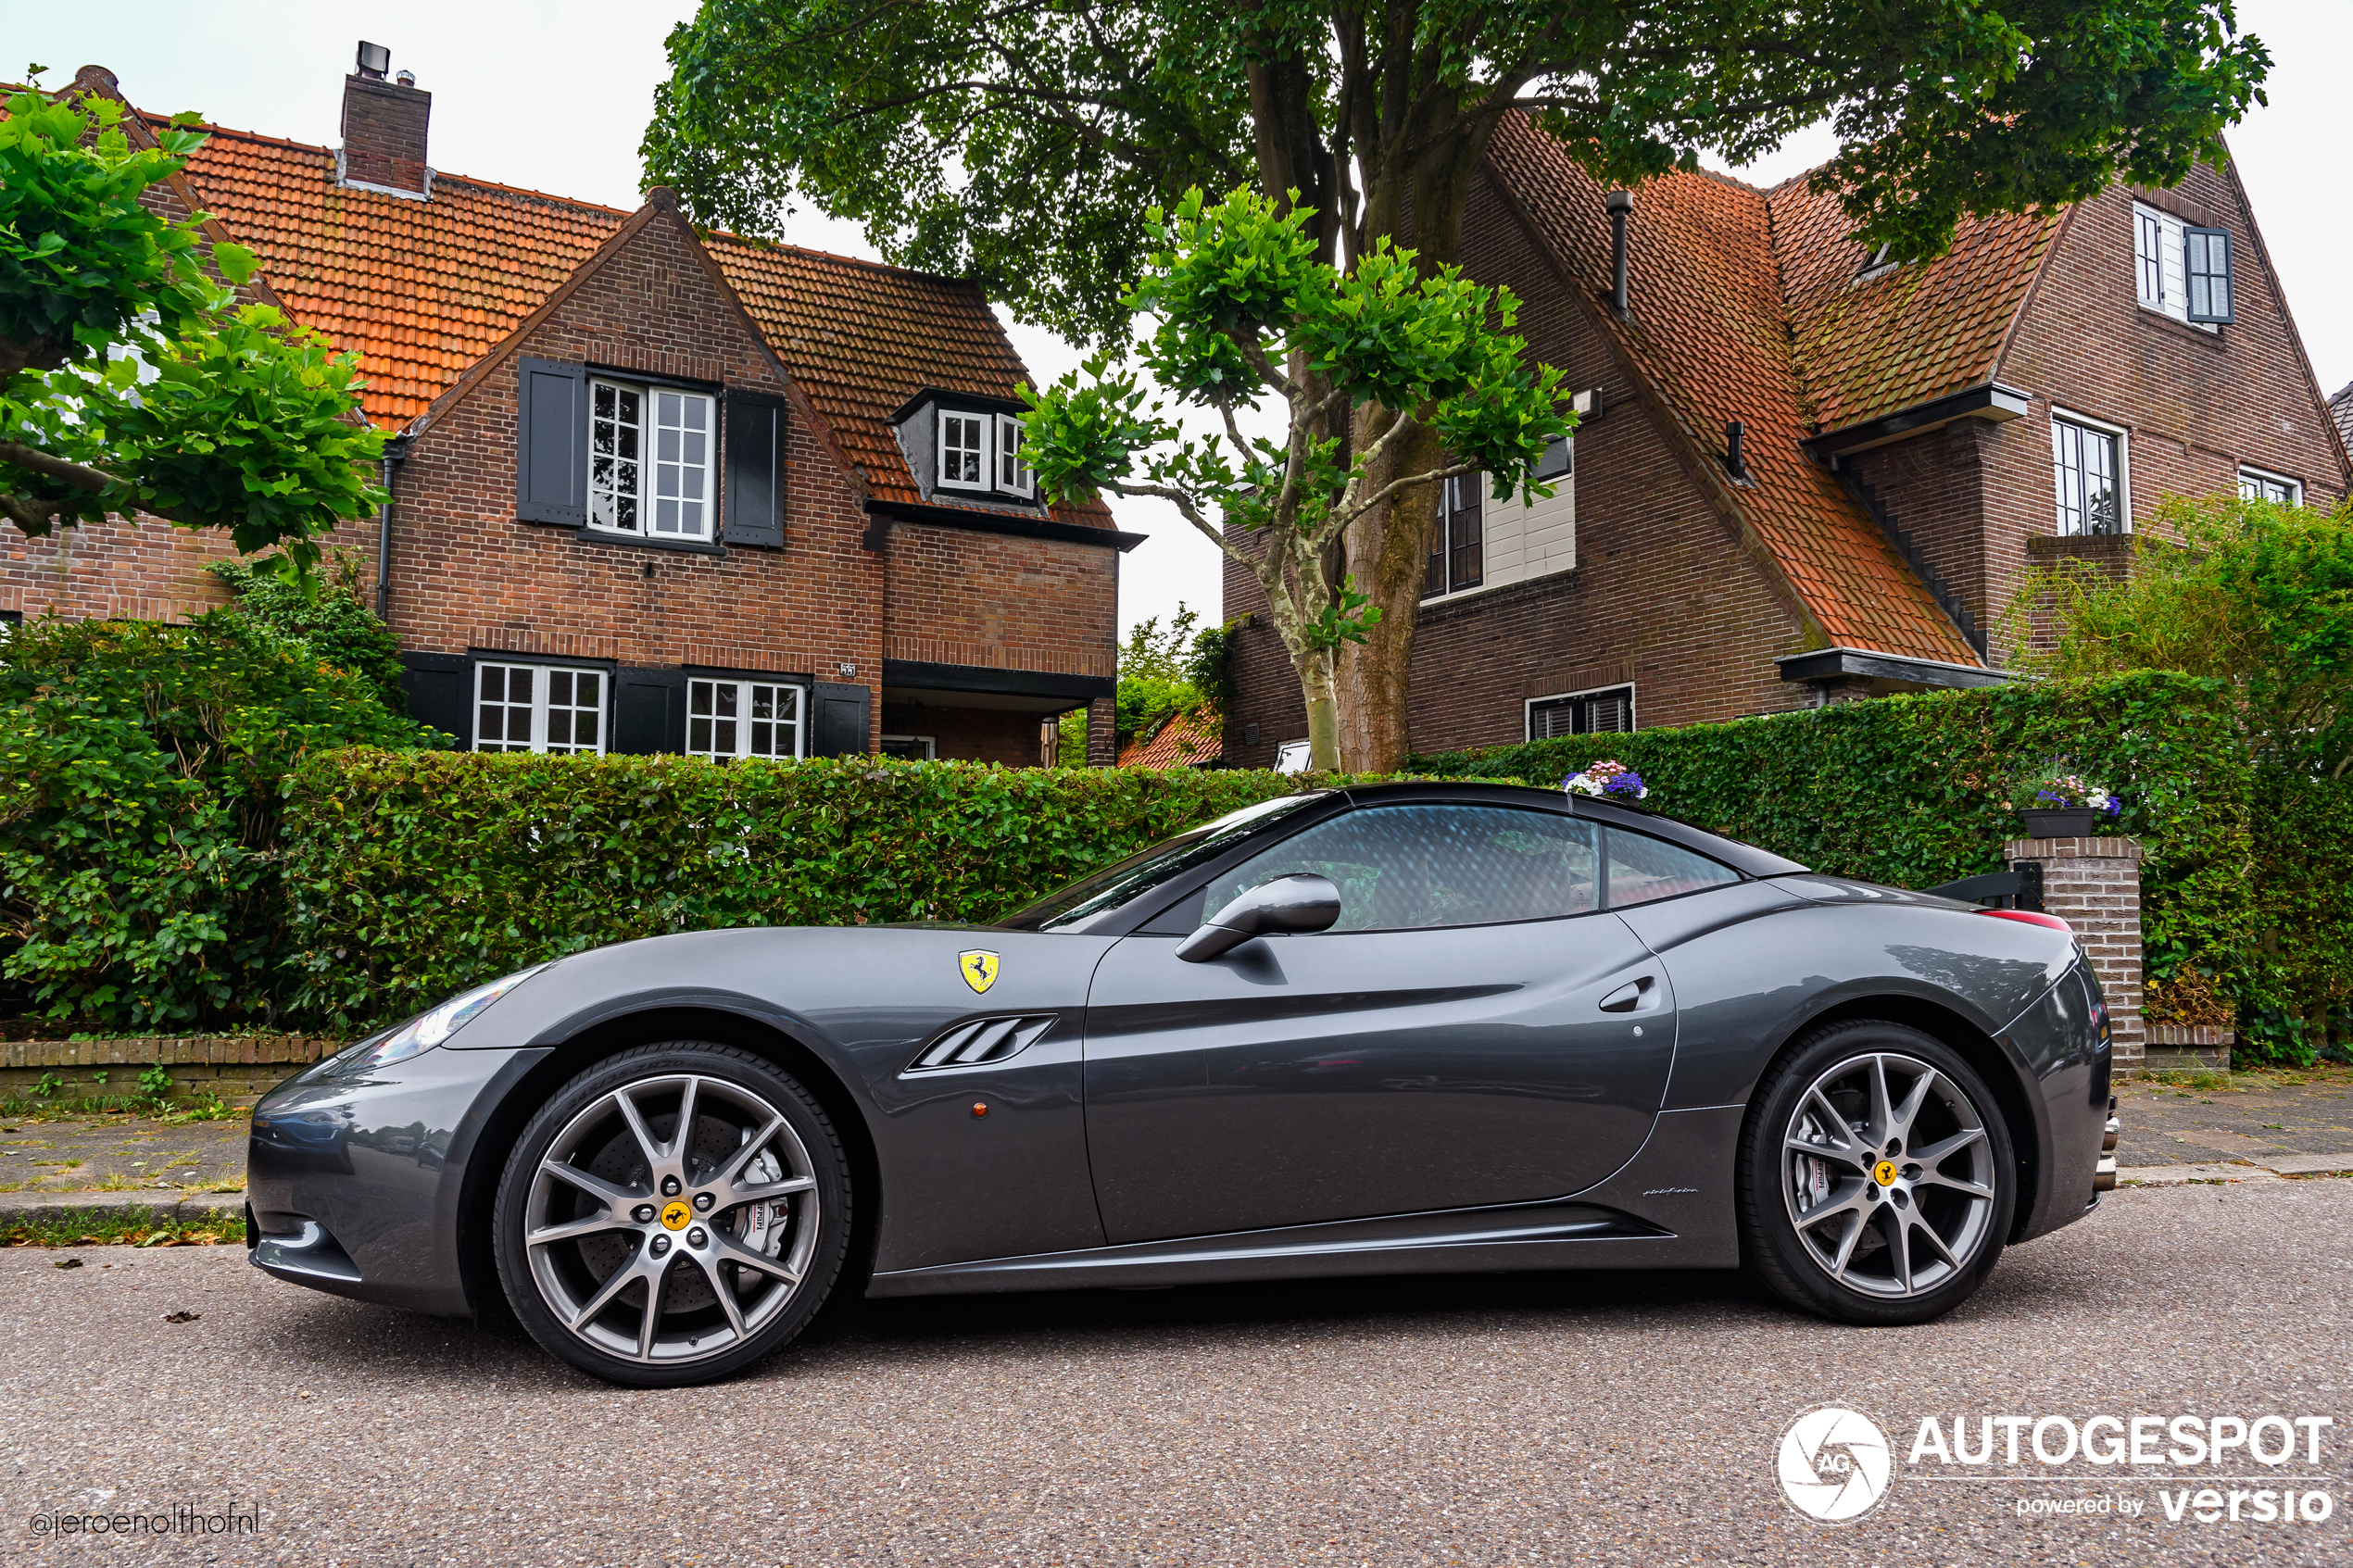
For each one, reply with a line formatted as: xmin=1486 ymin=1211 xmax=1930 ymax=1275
xmin=866 ymin=1103 xmax=1747 ymax=1298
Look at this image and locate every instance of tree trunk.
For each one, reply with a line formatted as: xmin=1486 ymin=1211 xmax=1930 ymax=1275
xmin=1325 ymin=120 xmax=1498 ymax=772
xmin=1334 ymin=412 xmax=1441 ymax=771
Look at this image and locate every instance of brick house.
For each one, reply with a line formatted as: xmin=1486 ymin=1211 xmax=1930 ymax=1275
xmin=2 ymin=54 xmax=1133 ymax=764
xmin=1223 ymin=116 xmax=2353 ymax=765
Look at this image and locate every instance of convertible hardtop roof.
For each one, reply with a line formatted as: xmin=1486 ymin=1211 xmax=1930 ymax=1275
xmin=1336 ymin=780 xmax=1809 ymax=879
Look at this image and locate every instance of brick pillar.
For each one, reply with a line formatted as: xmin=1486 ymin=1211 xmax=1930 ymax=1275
xmin=1085 ymin=697 xmax=1117 ymax=767
xmin=2005 ymin=834 xmax=2144 ymax=1073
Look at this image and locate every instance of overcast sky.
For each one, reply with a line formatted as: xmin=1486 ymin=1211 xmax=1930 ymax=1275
xmin=20 ymin=2 xmax=2347 ymax=642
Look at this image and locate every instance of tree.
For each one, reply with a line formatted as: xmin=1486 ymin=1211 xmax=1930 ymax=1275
xmin=2005 ymin=495 xmax=2353 ymax=777
xmin=1026 ymin=187 xmax=1568 ymax=768
xmin=647 ymin=1 xmax=2270 ymax=767
xmin=1 ymin=80 xmax=385 ymax=581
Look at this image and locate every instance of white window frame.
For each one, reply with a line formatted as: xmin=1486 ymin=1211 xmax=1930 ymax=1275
xmin=472 ymin=661 xmax=608 ymax=755
xmin=2131 ymin=203 xmax=2219 ymax=335
xmin=2238 ymin=466 xmax=2301 ymax=506
xmin=880 ymin=734 xmax=937 ymax=760
xmin=937 ymin=408 xmax=993 ymax=493
xmin=686 ymin=678 xmax=806 ymax=762
xmin=2051 ymin=408 xmax=2131 ymax=537
xmin=589 ymin=378 xmax=714 ymax=539
xmin=1273 ymin=739 xmax=1312 ymax=775
xmin=996 ymin=415 xmax=1035 ymax=498
xmin=1525 ymin=684 xmax=1637 ymax=742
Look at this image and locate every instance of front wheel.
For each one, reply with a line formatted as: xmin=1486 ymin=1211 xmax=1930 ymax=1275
xmin=1738 ymin=1022 xmax=2016 ymax=1326
xmin=493 ymin=1043 xmax=852 ymax=1386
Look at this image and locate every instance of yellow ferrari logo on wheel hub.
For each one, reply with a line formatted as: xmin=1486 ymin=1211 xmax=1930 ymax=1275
xmin=959 ymin=950 xmax=1000 ymax=994
xmin=661 ymin=1200 xmax=692 ymax=1231
xmin=1871 ymin=1160 xmax=1899 ymax=1187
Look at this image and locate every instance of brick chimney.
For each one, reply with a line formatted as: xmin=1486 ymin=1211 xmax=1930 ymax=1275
xmin=339 ymin=41 xmax=431 ymax=196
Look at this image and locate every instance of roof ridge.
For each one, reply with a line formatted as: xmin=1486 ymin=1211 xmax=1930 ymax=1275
xmin=701 ymin=230 xmax=986 ymax=292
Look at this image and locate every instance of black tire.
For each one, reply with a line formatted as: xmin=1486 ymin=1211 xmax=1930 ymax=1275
xmin=494 ymin=1042 xmax=852 ymax=1386
xmin=1738 ymin=1020 xmax=2016 ymax=1326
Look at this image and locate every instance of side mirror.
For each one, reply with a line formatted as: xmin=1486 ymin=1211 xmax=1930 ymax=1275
xmin=1175 ymin=873 xmax=1342 ymax=962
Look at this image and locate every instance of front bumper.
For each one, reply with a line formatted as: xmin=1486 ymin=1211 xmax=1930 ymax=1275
xmin=246 ymin=1042 xmax=548 ymax=1317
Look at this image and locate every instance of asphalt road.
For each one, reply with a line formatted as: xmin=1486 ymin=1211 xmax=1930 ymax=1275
xmin=6 ymin=1180 xmax=2350 ymax=1567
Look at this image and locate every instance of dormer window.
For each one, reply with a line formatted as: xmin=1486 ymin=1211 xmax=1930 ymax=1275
xmin=936 ymin=407 xmax=1033 ymax=498
xmin=1856 ymin=241 xmax=1900 ymax=282
xmin=897 ymin=388 xmax=1041 ymax=506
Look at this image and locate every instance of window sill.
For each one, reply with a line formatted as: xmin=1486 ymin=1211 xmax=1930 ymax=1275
xmin=576 ymin=528 xmax=726 ymax=557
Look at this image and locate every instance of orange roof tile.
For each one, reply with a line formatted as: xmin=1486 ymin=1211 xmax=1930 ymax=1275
xmin=1771 ymin=179 xmax=2057 ymax=434
xmin=151 ymin=114 xmax=1110 ymax=527
xmin=172 ymin=123 xmax=627 ymax=429
xmin=1117 ymin=709 xmax=1224 ymax=769
xmin=711 ymin=239 xmax=1108 ymax=523
xmin=1487 ymin=117 xmax=1980 ymax=667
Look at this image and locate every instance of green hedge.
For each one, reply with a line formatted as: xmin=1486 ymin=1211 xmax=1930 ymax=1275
xmin=1413 ymin=671 xmax=2263 ymax=1034
xmin=282 ymin=753 xmax=1312 ymax=1029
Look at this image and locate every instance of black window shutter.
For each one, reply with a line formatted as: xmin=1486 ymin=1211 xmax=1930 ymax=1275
xmin=810 ymin=681 xmax=871 ymax=758
xmin=724 ymin=391 xmax=786 ymax=547
xmin=612 ymin=667 xmax=688 ymax=754
xmin=398 ymin=652 xmax=471 ymax=746
xmin=515 ymin=357 xmax=588 ymax=524
xmin=2184 ymin=228 xmax=2234 ymax=323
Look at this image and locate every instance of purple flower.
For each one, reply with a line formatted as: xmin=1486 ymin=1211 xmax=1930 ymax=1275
xmin=1604 ymin=771 xmax=1645 ymax=797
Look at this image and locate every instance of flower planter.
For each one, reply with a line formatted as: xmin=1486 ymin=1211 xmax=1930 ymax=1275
xmin=2019 ymin=807 xmax=2100 ymax=839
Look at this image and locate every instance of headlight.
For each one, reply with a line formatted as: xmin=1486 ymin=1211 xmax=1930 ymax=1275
xmin=332 ymin=965 xmax=549 ymax=1073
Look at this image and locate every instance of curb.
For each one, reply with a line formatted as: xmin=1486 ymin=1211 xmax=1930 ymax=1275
xmin=0 ymin=1190 xmax=245 ymax=1227
xmin=2117 ymin=1157 xmax=2353 ymax=1186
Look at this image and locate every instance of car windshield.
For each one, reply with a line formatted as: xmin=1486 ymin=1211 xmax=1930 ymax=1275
xmin=994 ymin=793 xmax=1329 ymax=933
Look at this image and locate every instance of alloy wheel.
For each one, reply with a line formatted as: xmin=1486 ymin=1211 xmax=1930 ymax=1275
xmin=1780 ymin=1051 xmax=1997 ymax=1299
xmin=523 ymin=1073 xmax=820 ymax=1366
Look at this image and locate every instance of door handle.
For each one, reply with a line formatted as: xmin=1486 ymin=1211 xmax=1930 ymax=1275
xmin=1599 ymin=976 xmax=1656 ymax=1013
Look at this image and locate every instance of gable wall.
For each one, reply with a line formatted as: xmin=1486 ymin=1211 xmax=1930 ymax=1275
xmin=388 ymin=213 xmax=886 ymax=734
xmin=1221 ymin=170 xmax=1816 ymax=767
xmin=1971 ymin=168 xmax=2349 ymax=660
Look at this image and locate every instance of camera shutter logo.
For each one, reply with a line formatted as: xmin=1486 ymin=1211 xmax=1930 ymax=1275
xmin=1778 ymin=1407 xmax=1893 ymax=1523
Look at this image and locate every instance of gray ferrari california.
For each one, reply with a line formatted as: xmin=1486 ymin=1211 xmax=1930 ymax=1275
xmin=247 ymin=782 xmax=2114 ymax=1386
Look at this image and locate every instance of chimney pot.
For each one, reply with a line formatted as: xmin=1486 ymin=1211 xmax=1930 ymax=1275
xmin=341 ymin=47 xmax=432 ymax=196
xmin=1725 ymin=420 xmax=1749 ymax=483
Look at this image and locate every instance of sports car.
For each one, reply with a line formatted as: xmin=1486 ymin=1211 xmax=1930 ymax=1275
xmin=247 ymin=781 xmax=2114 ymax=1386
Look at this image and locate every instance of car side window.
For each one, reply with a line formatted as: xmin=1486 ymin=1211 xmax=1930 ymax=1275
xmin=1603 ymin=826 xmax=1740 ymax=908
xmin=1202 ymin=804 xmax=1601 ymax=932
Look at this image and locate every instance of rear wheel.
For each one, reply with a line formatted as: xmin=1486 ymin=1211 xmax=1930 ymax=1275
xmin=494 ymin=1042 xmax=851 ymax=1386
xmin=1738 ymin=1022 xmax=2015 ymax=1326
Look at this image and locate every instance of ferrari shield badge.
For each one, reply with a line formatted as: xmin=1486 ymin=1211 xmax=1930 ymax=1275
xmin=958 ymin=949 xmax=1000 ymax=995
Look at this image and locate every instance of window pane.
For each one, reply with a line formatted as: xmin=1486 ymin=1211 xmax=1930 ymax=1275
xmin=1604 ymin=828 xmax=1738 ymax=909
xmin=1584 ymin=692 xmax=1631 ymax=733
xmin=590 ymin=381 xmax=644 ymax=532
xmin=575 ymin=673 xmax=598 ymax=705
xmin=1449 ymin=475 xmax=1483 ymax=591
xmin=1423 ymin=509 xmax=1446 ymax=598
xmin=689 ymin=717 xmax=711 ymax=753
xmin=690 ymin=680 xmax=713 ymax=716
xmin=2052 ymin=420 xmax=2120 ymax=536
xmin=1206 ymin=804 xmax=1603 ymax=932
xmin=648 ymin=392 xmax=711 ymax=538
xmin=548 ymin=671 xmax=573 ymax=706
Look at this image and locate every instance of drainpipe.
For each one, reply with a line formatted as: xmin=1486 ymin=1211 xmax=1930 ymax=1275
xmin=1606 ymin=191 xmax=1633 ymax=320
xmin=374 ymin=433 xmax=409 ymax=620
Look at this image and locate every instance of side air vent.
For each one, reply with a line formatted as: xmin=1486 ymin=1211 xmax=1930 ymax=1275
xmin=906 ymin=1015 xmax=1056 ymax=1073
